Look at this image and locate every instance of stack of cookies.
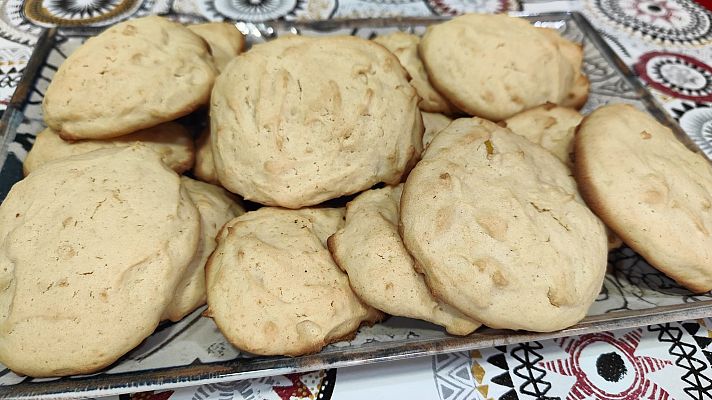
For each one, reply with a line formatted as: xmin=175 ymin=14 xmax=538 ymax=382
xmin=1 ymin=12 xmax=710 ymax=378
xmin=0 ymin=16 xmax=248 ymax=377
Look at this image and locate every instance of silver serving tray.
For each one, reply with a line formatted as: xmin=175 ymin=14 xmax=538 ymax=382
xmin=1 ymin=12 xmax=711 ymax=399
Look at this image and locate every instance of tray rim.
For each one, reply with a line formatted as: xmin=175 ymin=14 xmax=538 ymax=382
xmin=1 ymin=11 xmax=711 ymax=399
xmin=0 ymin=28 xmax=54 ymax=171
xmin=4 ymin=301 xmax=712 ymax=399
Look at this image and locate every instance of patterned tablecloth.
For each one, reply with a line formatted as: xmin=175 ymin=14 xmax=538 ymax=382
xmin=0 ymin=0 xmax=710 ymax=399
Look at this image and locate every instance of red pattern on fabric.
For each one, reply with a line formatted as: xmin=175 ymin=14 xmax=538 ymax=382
xmin=541 ymin=330 xmax=672 ymax=400
xmin=273 ymin=373 xmax=314 ymax=400
xmin=635 ymin=51 xmax=712 ymax=102
xmin=130 ymin=390 xmax=174 ymax=400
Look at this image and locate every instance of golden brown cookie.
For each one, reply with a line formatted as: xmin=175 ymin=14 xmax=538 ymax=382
xmin=210 ymin=35 xmax=422 ymax=208
xmin=401 ymin=118 xmax=607 ymax=332
xmin=419 ymin=14 xmax=580 ymax=121
xmin=575 ymin=104 xmax=712 ymax=293
xmin=188 ymin=22 xmax=245 ymax=72
xmin=162 ymin=177 xmax=245 ymax=322
xmin=502 ymin=103 xmax=582 ymax=167
xmin=206 ymin=207 xmax=382 ymax=356
xmin=536 ymin=27 xmax=589 ymax=109
xmin=0 ymin=146 xmax=200 ymax=377
xmin=373 ymin=32 xmax=456 ymax=114
xmin=43 ymin=16 xmax=217 ymax=140
xmin=502 ymin=104 xmax=623 ymax=250
xmin=328 ymin=184 xmax=480 ymax=335
xmin=23 ymin=123 xmax=195 ymax=176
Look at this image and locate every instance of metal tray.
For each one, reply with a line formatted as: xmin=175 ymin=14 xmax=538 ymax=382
xmin=1 ymin=12 xmax=711 ymax=399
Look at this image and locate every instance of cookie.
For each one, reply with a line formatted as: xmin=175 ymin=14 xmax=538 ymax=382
xmin=23 ymin=122 xmax=195 ymax=176
xmin=162 ymin=177 xmax=245 ymax=322
xmin=502 ymin=103 xmax=582 ymax=167
xmin=188 ymin=22 xmax=245 ymax=72
xmin=502 ymin=104 xmax=623 ymax=250
xmin=328 ymin=184 xmax=480 ymax=335
xmin=400 ymin=118 xmax=607 ymax=332
xmin=0 ymin=146 xmax=200 ymax=377
xmin=43 ymin=16 xmax=217 ymax=140
xmin=419 ymin=14 xmax=579 ymax=121
xmin=565 ymin=74 xmax=590 ymax=110
xmin=205 ymin=207 xmax=382 ymax=356
xmin=373 ymin=32 xmax=456 ymax=114
xmin=536 ymin=27 xmax=589 ymax=109
xmin=193 ymin=126 xmax=219 ymax=184
xmin=575 ymin=104 xmax=712 ymax=293
xmin=421 ymin=111 xmax=452 ymax=150
xmin=211 ymin=35 xmax=422 ymax=208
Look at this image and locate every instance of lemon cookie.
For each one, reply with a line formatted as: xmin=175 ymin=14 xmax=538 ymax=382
xmin=575 ymin=104 xmax=712 ymax=292
xmin=188 ymin=22 xmax=245 ymax=72
xmin=400 ymin=118 xmax=607 ymax=332
xmin=502 ymin=103 xmax=582 ymax=167
xmin=328 ymin=184 xmax=480 ymax=335
xmin=373 ymin=32 xmax=455 ymax=114
xmin=23 ymin=122 xmax=195 ymax=176
xmin=162 ymin=177 xmax=245 ymax=322
xmin=0 ymin=146 xmax=200 ymax=377
xmin=206 ymin=207 xmax=382 ymax=355
xmin=536 ymin=27 xmax=589 ymax=109
xmin=43 ymin=16 xmax=217 ymax=140
xmin=211 ymin=35 xmax=422 ymax=208
xmin=419 ymin=14 xmax=579 ymax=121
xmin=502 ymin=105 xmax=623 ymax=250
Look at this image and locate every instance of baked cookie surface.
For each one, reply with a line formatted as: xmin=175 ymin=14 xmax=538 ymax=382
xmin=188 ymin=22 xmax=245 ymax=72
xmin=536 ymin=27 xmax=589 ymax=109
xmin=23 ymin=122 xmax=195 ymax=176
xmin=0 ymin=146 xmax=200 ymax=377
xmin=401 ymin=118 xmax=607 ymax=332
xmin=502 ymin=103 xmax=582 ymax=167
xmin=373 ymin=32 xmax=455 ymax=114
xmin=575 ymin=104 xmax=712 ymax=293
xmin=193 ymin=126 xmax=218 ymax=184
xmin=211 ymin=35 xmax=422 ymax=208
xmin=206 ymin=207 xmax=381 ymax=356
xmin=162 ymin=177 xmax=245 ymax=322
xmin=328 ymin=184 xmax=480 ymax=335
xmin=43 ymin=16 xmax=216 ymax=140
xmin=419 ymin=14 xmax=578 ymax=121
xmin=421 ymin=111 xmax=453 ymax=151
xmin=502 ymin=105 xmax=624 ymax=250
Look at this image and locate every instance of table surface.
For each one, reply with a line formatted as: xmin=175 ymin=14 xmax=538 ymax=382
xmin=0 ymin=0 xmax=711 ymax=399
